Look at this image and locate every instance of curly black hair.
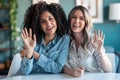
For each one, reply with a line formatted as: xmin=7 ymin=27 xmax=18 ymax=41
xmin=22 ymin=1 xmax=68 ymax=44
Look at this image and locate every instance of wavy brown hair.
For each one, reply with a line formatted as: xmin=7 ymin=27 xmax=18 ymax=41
xmin=22 ymin=1 xmax=68 ymax=44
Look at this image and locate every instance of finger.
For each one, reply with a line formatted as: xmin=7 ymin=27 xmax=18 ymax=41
xmin=80 ymin=67 xmax=85 ymax=70
xmin=100 ymin=30 xmax=103 ymax=38
xmin=24 ymin=28 xmax=28 ymax=37
xmin=74 ymin=70 xmax=83 ymax=77
xmin=33 ymin=34 xmax=36 ymax=41
xmin=80 ymin=69 xmax=85 ymax=73
xmin=98 ymin=29 xmax=100 ymax=38
xmin=75 ymin=68 xmax=83 ymax=72
xmin=21 ymin=28 xmax=26 ymax=39
xmin=20 ymin=50 xmax=26 ymax=58
xmin=21 ymin=33 xmax=27 ymax=45
xmin=29 ymin=28 xmax=32 ymax=37
xmin=102 ymin=34 xmax=105 ymax=40
xmin=76 ymin=68 xmax=84 ymax=73
xmin=21 ymin=33 xmax=25 ymax=42
xmin=74 ymin=71 xmax=80 ymax=77
xmin=81 ymin=70 xmax=84 ymax=75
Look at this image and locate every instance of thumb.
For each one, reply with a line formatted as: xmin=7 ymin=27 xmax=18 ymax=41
xmin=80 ymin=67 xmax=85 ymax=70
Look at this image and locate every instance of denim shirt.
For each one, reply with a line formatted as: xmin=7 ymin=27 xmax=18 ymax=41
xmin=21 ymin=34 xmax=70 ymax=75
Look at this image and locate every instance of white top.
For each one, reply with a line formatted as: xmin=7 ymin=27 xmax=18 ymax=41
xmin=2 ymin=73 xmax=120 ymax=80
xmin=67 ymin=40 xmax=103 ymax=72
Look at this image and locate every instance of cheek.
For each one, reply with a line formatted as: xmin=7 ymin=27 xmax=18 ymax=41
xmin=82 ymin=22 xmax=85 ymax=27
xmin=54 ymin=21 xmax=57 ymax=27
xmin=41 ymin=25 xmax=46 ymax=31
xmin=53 ymin=22 xmax=57 ymax=30
xmin=54 ymin=22 xmax=57 ymax=27
xmin=70 ymin=20 xmax=73 ymax=27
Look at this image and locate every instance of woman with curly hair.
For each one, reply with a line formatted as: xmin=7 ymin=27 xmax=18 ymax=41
xmin=8 ymin=1 xmax=70 ymax=76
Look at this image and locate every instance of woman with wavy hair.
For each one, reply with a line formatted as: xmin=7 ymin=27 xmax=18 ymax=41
xmin=64 ymin=5 xmax=112 ymax=77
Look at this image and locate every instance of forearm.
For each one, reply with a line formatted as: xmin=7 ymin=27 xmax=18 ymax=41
xmin=36 ymin=54 xmax=63 ymax=73
xmin=21 ymin=57 xmax=34 ymax=75
xmin=97 ymin=51 xmax=112 ymax=72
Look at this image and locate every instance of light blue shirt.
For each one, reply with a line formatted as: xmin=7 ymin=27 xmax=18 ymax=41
xmin=21 ymin=34 xmax=70 ymax=75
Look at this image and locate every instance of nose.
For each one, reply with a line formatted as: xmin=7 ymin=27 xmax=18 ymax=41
xmin=75 ymin=18 xmax=80 ymax=23
xmin=46 ymin=20 xmax=51 ymax=26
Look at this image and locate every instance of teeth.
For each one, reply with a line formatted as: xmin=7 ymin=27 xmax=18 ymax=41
xmin=47 ymin=27 xmax=53 ymax=30
xmin=73 ymin=25 xmax=79 ymax=27
xmin=73 ymin=24 xmax=79 ymax=27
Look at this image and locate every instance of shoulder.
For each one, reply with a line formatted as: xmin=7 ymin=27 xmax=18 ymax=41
xmin=56 ymin=34 xmax=70 ymax=45
xmin=61 ymin=34 xmax=70 ymax=41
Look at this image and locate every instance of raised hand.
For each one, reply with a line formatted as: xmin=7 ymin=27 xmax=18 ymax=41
xmin=91 ymin=30 xmax=105 ymax=53
xmin=21 ymin=28 xmax=36 ymax=58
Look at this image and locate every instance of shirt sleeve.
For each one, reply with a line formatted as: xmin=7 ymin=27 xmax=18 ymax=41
xmin=20 ymin=56 xmax=34 ymax=75
xmin=20 ymin=44 xmax=40 ymax=75
xmin=36 ymin=35 xmax=70 ymax=73
xmin=93 ymin=51 xmax=104 ymax=72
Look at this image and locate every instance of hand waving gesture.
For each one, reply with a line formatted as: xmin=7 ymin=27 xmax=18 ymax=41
xmin=91 ymin=30 xmax=105 ymax=53
xmin=21 ymin=28 xmax=36 ymax=58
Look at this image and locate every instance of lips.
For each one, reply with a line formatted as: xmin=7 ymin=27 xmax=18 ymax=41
xmin=46 ymin=26 xmax=53 ymax=30
xmin=73 ymin=25 xmax=80 ymax=28
xmin=73 ymin=25 xmax=79 ymax=27
xmin=72 ymin=23 xmax=80 ymax=27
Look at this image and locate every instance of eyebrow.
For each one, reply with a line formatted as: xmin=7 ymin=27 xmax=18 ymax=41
xmin=41 ymin=15 xmax=53 ymax=20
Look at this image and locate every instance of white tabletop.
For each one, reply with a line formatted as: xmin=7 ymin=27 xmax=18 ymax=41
xmin=1 ymin=73 xmax=120 ymax=80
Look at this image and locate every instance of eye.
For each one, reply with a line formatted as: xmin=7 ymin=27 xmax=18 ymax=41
xmin=71 ymin=16 xmax=77 ymax=19
xmin=40 ymin=19 xmax=46 ymax=23
xmin=79 ymin=16 xmax=85 ymax=20
xmin=49 ymin=17 xmax=53 ymax=21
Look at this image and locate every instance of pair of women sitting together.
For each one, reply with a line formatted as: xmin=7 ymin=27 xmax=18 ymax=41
xmin=8 ymin=1 xmax=112 ymax=77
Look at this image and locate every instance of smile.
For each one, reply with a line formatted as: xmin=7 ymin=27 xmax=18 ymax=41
xmin=46 ymin=26 xmax=53 ymax=30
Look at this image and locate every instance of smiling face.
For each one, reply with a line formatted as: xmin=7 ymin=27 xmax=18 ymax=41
xmin=40 ymin=11 xmax=57 ymax=36
xmin=70 ymin=10 xmax=85 ymax=33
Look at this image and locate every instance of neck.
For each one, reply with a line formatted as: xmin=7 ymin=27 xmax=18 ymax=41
xmin=73 ymin=32 xmax=83 ymax=51
xmin=73 ymin=32 xmax=82 ymax=43
xmin=44 ymin=34 xmax=56 ymax=45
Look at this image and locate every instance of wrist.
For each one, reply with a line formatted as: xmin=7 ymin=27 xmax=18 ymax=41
xmin=26 ymin=52 xmax=33 ymax=59
xmin=33 ymin=51 xmax=40 ymax=60
xmin=95 ymin=48 xmax=103 ymax=54
xmin=64 ymin=65 xmax=72 ymax=75
xmin=25 ymin=49 xmax=34 ymax=59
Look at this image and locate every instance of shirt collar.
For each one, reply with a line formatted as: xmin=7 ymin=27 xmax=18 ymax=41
xmin=70 ymin=40 xmax=76 ymax=49
xmin=41 ymin=35 xmax=57 ymax=46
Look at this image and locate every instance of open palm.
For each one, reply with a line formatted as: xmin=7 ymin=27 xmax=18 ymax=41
xmin=21 ymin=28 xmax=36 ymax=56
xmin=91 ymin=30 xmax=105 ymax=52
